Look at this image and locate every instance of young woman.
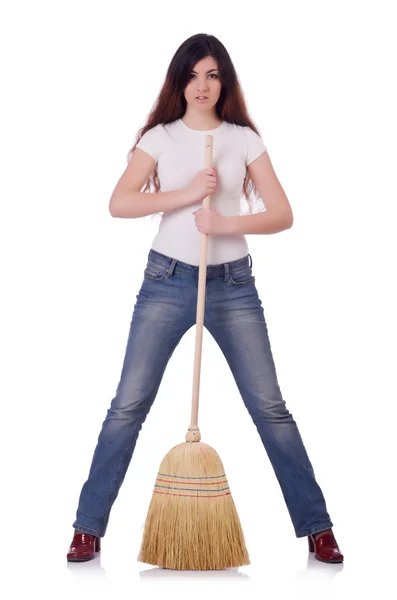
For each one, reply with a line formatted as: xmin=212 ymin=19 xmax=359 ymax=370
xmin=67 ymin=33 xmax=343 ymax=564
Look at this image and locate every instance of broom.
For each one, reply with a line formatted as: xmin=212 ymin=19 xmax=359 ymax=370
xmin=137 ymin=134 xmax=250 ymax=570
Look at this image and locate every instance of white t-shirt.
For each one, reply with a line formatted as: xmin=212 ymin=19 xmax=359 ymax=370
xmin=135 ymin=118 xmax=267 ymax=266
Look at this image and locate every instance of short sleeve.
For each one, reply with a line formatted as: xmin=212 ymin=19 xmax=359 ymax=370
xmin=245 ymin=127 xmax=267 ymax=166
xmin=135 ymin=126 xmax=161 ymax=163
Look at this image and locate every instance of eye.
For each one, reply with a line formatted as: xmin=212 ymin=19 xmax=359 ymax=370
xmin=189 ymin=73 xmax=219 ymax=79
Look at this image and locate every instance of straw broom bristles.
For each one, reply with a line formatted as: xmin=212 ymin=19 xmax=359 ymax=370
xmin=138 ymin=438 xmax=250 ymax=570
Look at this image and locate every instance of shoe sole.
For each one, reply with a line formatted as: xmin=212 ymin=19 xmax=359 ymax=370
xmin=314 ymin=556 xmax=343 ymax=563
xmin=67 ymin=554 xmax=97 ymax=562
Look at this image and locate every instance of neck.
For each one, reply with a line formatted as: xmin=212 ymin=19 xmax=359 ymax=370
xmin=182 ymin=109 xmax=222 ymax=131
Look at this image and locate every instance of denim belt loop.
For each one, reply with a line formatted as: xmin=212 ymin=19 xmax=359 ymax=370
xmin=167 ymin=258 xmax=177 ymax=276
xmin=248 ymin=253 xmax=253 ymax=268
xmin=224 ymin=262 xmax=230 ymax=281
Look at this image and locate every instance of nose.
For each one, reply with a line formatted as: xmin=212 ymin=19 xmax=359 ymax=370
xmin=197 ymin=79 xmax=209 ymax=94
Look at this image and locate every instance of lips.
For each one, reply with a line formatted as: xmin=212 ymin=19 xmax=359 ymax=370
xmin=196 ymin=96 xmax=208 ymax=99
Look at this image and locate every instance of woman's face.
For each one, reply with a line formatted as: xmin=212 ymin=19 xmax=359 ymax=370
xmin=184 ymin=56 xmax=222 ymax=112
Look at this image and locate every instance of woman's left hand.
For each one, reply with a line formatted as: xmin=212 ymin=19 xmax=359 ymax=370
xmin=192 ymin=208 xmax=229 ymax=235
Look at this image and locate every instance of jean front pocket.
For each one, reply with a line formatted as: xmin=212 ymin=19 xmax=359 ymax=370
xmin=144 ymin=259 xmax=168 ymax=281
xmin=228 ymin=264 xmax=255 ymax=285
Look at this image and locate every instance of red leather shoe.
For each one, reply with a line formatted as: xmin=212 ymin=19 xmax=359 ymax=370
xmin=308 ymin=530 xmax=343 ymax=563
xmin=67 ymin=532 xmax=101 ymax=562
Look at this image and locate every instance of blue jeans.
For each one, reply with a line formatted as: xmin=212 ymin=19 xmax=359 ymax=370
xmin=72 ymin=248 xmax=333 ymax=539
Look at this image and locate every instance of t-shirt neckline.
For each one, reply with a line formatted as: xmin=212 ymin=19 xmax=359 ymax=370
xmin=179 ymin=119 xmax=225 ymax=133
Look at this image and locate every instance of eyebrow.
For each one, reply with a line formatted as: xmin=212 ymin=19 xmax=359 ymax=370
xmin=190 ymin=68 xmax=219 ymax=74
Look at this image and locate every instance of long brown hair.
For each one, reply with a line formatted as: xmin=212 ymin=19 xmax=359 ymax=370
xmin=127 ymin=33 xmax=265 ymax=215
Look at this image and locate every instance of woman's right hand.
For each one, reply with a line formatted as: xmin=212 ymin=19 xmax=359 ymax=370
xmin=184 ymin=167 xmax=218 ymax=205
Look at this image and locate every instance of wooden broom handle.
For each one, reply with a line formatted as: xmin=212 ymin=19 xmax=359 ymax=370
xmin=185 ymin=134 xmax=213 ymax=443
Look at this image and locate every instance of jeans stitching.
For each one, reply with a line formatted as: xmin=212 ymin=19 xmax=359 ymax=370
xmin=295 ymin=522 xmax=334 ymax=538
xmin=73 ymin=522 xmax=102 ymax=537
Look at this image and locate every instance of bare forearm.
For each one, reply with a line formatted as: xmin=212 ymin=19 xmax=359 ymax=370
xmin=226 ymin=210 xmax=293 ymax=235
xmin=109 ymin=188 xmax=190 ymax=218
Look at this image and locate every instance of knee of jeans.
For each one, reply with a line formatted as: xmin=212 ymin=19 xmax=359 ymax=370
xmin=253 ymin=394 xmax=293 ymax=421
xmin=107 ymin=392 xmax=153 ymax=422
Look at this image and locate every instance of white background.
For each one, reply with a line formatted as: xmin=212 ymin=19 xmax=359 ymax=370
xmin=1 ymin=1 xmax=396 ymax=598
